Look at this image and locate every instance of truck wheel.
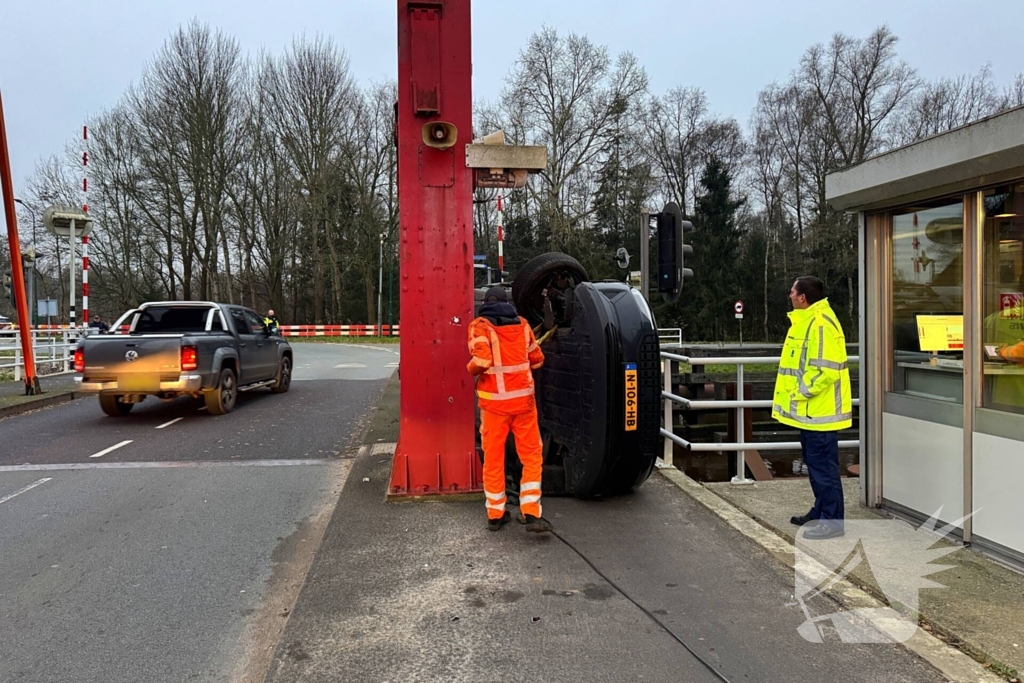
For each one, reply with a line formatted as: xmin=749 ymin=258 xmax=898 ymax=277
xmin=270 ymin=357 xmax=291 ymax=394
xmin=511 ymin=253 xmax=589 ymax=326
xmin=205 ymin=367 xmax=237 ymax=415
xmin=99 ymin=394 xmax=134 ymax=417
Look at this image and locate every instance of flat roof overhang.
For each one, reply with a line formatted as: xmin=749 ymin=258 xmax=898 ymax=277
xmin=826 ymin=106 xmax=1024 ymax=213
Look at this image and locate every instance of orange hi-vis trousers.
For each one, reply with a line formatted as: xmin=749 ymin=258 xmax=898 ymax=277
xmin=480 ymin=405 xmax=543 ymax=520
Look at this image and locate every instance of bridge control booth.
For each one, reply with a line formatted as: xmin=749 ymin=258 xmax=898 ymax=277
xmin=827 ymin=106 xmax=1024 ymax=566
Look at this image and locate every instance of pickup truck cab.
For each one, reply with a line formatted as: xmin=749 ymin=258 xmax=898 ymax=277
xmin=74 ymin=301 xmax=293 ymax=416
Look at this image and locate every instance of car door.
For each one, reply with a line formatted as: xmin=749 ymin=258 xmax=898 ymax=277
xmin=229 ymin=307 xmax=263 ymax=385
xmin=243 ymin=309 xmax=278 ymax=381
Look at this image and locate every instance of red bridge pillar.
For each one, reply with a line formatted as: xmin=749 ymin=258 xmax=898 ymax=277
xmin=389 ymin=0 xmax=482 ymax=495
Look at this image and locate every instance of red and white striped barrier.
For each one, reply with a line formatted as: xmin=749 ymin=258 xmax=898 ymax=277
xmin=278 ymin=325 xmax=400 ymax=338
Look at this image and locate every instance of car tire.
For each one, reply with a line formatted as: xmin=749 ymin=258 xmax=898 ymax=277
xmin=98 ymin=394 xmax=134 ymax=417
xmin=511 ymin=253 xmax=589 ymax=326
xmin=205 ymin=367 xmax=237 ymax=415
xmin=270 ymin=357 xmax=291 ymax=394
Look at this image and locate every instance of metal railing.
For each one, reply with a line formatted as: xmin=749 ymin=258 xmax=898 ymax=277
xmin=657 ymin=328 xmax=682 ymax=347
xmin=659 ymin=350 xmax=860 ymax=484
xmin=0 ymin=328 xmax=84 ymax=380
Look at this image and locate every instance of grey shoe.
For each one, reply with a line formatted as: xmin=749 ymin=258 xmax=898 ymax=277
xmin=802 ymin=522 xmax=845 ymax=540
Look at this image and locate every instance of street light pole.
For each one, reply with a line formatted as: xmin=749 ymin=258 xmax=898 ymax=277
xmin=377 ymin=233 xmax=385 ymax=337
xmin=14 ymin=198 xmax=35 ymax=327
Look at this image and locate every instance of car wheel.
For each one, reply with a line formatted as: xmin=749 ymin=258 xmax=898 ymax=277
xmin=270 ymin=357 xmax=291 ymax=394
xmin=511 ymin=253 xmax=589 ymax=327
xmin=205 ymin=367 xmax=237 ymax=415
xmin=98 ymin=394 xmax=134 ymax=417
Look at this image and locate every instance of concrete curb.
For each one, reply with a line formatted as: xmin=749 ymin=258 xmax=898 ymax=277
xmin=657 ymin=466 xmax=1005 ymax=683
xmin=0 ymin=392 xmax=78 ymax=420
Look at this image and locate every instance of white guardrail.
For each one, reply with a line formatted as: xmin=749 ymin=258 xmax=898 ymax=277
xmin=0 ymin=328 xmax=89 ymax=380
xmin=658 ymin=349 xmax=860 ymax=485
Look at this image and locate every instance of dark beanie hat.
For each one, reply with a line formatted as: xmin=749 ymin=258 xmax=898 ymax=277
xmin=484 ymin=287 xmax=508 ymax=303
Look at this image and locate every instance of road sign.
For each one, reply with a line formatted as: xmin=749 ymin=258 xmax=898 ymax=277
xmin=734 ymin=300 xmax=744 ymax=319
xmin=38 ymin=299 xmax=57 ymax=317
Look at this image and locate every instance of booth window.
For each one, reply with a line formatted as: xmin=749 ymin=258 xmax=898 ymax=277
xmin=982 ymin=184 xmax=1024 ymax=415
xmin=890 ymin=200 xmax=964 ymax=403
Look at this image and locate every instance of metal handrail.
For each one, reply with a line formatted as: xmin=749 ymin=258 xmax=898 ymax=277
xmin=0 ymin=328 xmax=83 ymax=380
xmin=657 ymin=328 xmax=682 ymax=347
xmin=659 ymin=350 xmax=860 ymax=485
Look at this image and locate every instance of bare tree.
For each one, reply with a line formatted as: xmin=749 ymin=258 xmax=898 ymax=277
xmin=500 ymin=28 xmax=648 ymax=249
xmin=263 ymin=35 xmax=356 ymax=323
xmin=895 ymin=65 xmax=999 ymax=144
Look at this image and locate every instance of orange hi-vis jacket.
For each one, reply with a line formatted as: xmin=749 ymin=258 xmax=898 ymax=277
xmin=466 ymin=316 xmax=545 ymax=415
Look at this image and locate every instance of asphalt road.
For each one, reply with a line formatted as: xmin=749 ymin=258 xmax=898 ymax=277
xmin=0 ymin=342 xmax=397 ymax=683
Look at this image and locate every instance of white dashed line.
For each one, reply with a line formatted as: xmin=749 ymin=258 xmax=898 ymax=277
xmin=156 ymin=418 xmax=184 ymax=430
xmin=334 ymin=364 xmax=367 ymax=368
xmin=197 ymin=406 xmax=208 ymax=412
xmin=89 ymin=440 xmax=133 ymax=459
xmin=0 ymin=478 xmax=53 ymax=505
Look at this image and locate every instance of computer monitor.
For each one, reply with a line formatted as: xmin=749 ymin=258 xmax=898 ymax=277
xmin=916 ymin=314 xmax=964 ymax=352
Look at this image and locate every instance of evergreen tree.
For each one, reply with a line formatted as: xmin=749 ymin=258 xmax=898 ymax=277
xmin=685 ymin=156 xmax=745 ymax=341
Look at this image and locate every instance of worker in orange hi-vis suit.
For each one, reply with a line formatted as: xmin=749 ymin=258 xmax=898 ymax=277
xmin=467 ymin=287 xmax=552 ymax=533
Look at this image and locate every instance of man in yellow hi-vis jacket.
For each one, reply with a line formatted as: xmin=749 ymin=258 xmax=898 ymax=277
xmin=772 ymin=276 xmax=853 ymax=540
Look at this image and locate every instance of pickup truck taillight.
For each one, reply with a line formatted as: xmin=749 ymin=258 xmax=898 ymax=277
xmin=74 ymin=348 xmax=85 ymax=373
xmin=181 ymin=346 xmax=198 ymax=372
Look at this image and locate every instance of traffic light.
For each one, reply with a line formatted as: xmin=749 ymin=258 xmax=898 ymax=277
xmin=656 ymin=202 xmax=694 ymax=303
xmin=3 ymin=270 xmax=13 ymax=307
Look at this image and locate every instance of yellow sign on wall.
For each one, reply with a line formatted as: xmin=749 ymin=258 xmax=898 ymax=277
xmin=917 ymin=315 xmax=964 ymax=352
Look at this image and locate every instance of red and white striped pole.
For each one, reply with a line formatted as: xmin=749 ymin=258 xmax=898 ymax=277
xmin=496 ymin=192 xmax=504 ymax=280
xmin=82 ymin=125 xmax=89 ymax=326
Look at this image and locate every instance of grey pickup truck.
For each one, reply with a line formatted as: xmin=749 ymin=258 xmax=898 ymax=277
xmin=74 ymin=301 xmax=293 ymax=416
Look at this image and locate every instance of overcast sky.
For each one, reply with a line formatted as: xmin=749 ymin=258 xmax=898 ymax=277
xmin=2 ymin=0 xmax=1023 ymax=203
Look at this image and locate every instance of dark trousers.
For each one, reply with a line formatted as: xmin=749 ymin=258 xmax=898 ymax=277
xmin=800 ymin=429 xmax=844 ymax=524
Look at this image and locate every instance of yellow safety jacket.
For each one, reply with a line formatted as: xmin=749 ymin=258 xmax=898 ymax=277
xmin=772 ymin=298 xmax=853 ymax=432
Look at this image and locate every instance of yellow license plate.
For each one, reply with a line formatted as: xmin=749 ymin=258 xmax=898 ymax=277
xmin=119 ymin=375 xmax=158 ymax=392
xmin=624 ymin=363 xmax=638 ymax=431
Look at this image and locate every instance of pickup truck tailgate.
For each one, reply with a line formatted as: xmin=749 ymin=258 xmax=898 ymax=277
xmin=83 ymin=336 xmax=183 ymax=391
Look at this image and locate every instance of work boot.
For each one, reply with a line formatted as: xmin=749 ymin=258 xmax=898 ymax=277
xmin=516 ymin=511 xmax=553 ymax=534
xmin=790 ymin=513 xmax=818 ymax=526
xmin=487 ymin=511 xmax=511 ymax=532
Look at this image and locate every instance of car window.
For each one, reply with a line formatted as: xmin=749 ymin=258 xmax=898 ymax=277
xmin=244 ymin=311 xmax=266 ymax=334
xmin=133 ymin=306 xmax=212 ymax=333
xmin=230 ymin=308 xmax=250 ymax=335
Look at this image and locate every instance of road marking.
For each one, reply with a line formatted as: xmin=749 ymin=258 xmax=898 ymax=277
xmin=89 ymin=440 xmax=133 ymax=458
xmin=0 ymin=478 xmax=52 ymax=505
xmin=334 ymin=363 xmax=367 ymax=368
xmin=155 ymin=417 xmax=184 ymax=429
xmin=0 ymin=460 xmax=333 ymax=472
xmin=197 ymin=406 xmax=208 ymax=412
xmin=386 ymin=362 xmax=399 ymax=367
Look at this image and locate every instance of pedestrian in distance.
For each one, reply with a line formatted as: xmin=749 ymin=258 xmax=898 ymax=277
xmin=263 ymin=309 xmax=280 ymax=333
xmin=89 ymin=314 xmax=110 ymax=334
xmin=772 ymin=276 xmax=853 ymax=540
xmin=467 ymin=286 xmax=552 ymax=534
